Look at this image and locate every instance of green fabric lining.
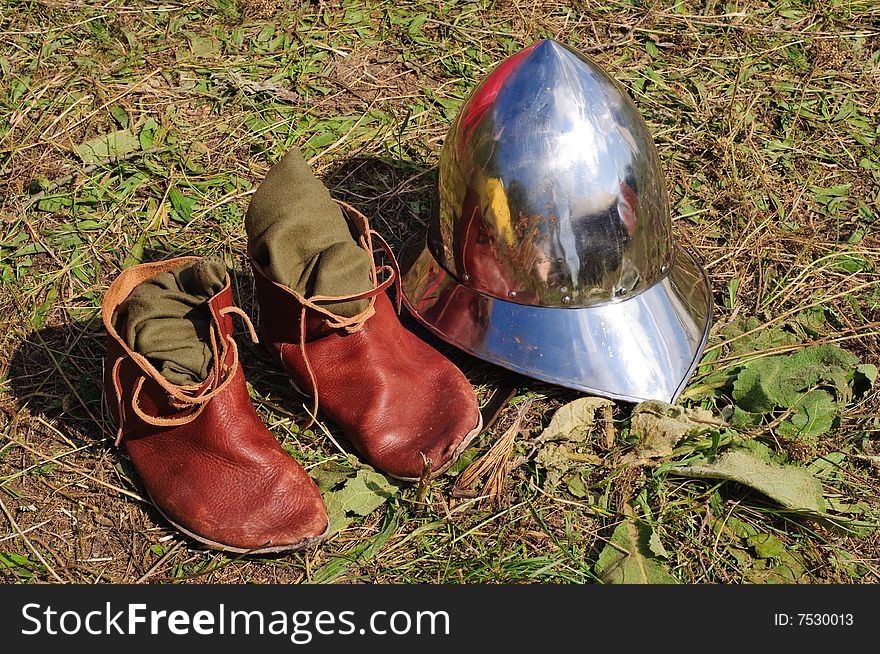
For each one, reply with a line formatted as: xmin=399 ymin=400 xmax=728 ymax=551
xmin=115 ymin=258 xmax=227 ymax=386
xmin=245 ymin=148 xmax=372 ymax=317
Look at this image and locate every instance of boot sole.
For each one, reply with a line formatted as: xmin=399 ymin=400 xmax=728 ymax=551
xmin=150 ymin=495 xmax=331 ymax=555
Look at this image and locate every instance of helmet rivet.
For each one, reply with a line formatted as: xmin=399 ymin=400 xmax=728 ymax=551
xmin=616 ymin=287 xmax=628 ymax=297
xmin=660 ymin=265 xmax=668 ymax=274
xmin=508 ymin=290 xmax=518 ymax=299
xmin=461 ymin=273 xmax=470 ymax=282
xmin=562 ymin=295 xmax=571 ymax=305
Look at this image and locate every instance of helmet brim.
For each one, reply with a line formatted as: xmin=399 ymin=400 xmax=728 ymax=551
xmin=399 ymin=231 xmax=713 ymax=404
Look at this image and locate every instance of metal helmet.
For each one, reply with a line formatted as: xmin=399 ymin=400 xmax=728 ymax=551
xmin=399 ymin=38 xmax=712 ymax=403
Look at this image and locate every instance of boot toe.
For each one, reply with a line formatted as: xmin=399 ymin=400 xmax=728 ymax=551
xmin=365 ymin=396 xmax=482 ymax=480
xmin=161 ymin=466 xmax=328 ymax=553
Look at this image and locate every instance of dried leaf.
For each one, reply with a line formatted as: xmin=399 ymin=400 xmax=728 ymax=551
xmin=535 ymin=442 xmax=572 ymax=490
xmin=623 ymin=400 xmax=721 ymax=464
xmin=538 ymin=396 xmax=613 ymax=444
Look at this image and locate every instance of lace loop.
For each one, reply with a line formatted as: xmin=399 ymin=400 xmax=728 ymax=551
xmin=220 ymin=305 xmax=260 ymax=344
xmin=118 ymin=332 xmax=241 ymax=435
xmin=293 ymin=200 xmax=402 ymax=427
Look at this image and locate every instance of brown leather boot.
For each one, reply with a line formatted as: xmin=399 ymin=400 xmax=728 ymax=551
xmin=102 ymin=257 xmax=329 ymax=553
xmin=250 ymin=202 xmax=483 ymax=481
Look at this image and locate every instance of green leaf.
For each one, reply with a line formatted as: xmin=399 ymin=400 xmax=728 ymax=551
xmin=309 ymin=510 xmax=398 ymax=584
xmin=791 ymin=344 xmax=858 ymax=376
xmin=308 ymin=460 xmax=355 ymax=492
xmin=724 ymin=277 xmax=740 ymax=309
xmin=74 ymin=129 xmax=140 ymax=163
xmin=851 ymin=364 xmax=877 ymax=399
xmin=732 ymin=357 xmax=792 ymax=412
xmin=186 ymin=32 xmax=221 ymax=58
xmin=793 ymin=307 xmax=826 ymax=338
xmin=733 ymin=344 xmax=860 ymax=413
xmin=565 ymin=472 xmax=591 ymax=499
xmin=121 ymin=233 xmax=146 ymax=269
xmin=595 ymin=518 xmax=679 ymax=584
xmin=776 ymin=389 xmax=836 ymax=440
xmin=830 ymin=254 xmax=870 ymax=273
xmin=322 ymin=468 xmax=399 ymax=535
xmin=726 ymin=405 xmax=763 ymax=429
xmin=747 ymin=532 xmax=786 ymax=559
xmin=807 ymin=452 xmax=846 ymax=480
xmin=720 ymin=316 xmax=799 ymax=359
xmin=0 ymin=551 xmax=36 ymax=568
xmin=169 ymin=188 xmax=195 ymax=224
xmin=32 ymin=286 xmax=57 ymax=329
xmin=669 ymin=449 xmax=826 ymax=515
xmin=648 ymin=530 xmax=669 ymax=559
xmin=139 ymin=117 xmax=159 ymax=150
xmin=109 ymin=104 xmax=129 ymax=129
xmin=745 ymin=548 xmax=808 ymax=583
xmin=408 ymin=13 xmax=429 ymax=36
xmin=831 ymin=550 xmax=869 ymax=579
xmin=36 ymin=195 xmax=72 ymax=212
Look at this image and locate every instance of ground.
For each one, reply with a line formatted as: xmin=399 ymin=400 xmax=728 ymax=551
xmin=0 ymin=0 xmax=878 ymax=584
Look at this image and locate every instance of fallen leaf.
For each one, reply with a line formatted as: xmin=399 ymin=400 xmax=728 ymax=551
xmin=321 ymin=468 xmax=399 ymax=535
xmin=535 ymin=442 xmax=572 ymax=490
xmin=538 ymin=396 xmax=614 ymax=444
xmin=74 ymin=129 xmax=140 ymax=163
xmin=595 ymin=515 xmax=678 ymax=584
xmin=669 ymin=449 xmax=826 ymax=515
xmin=623 ymin=400 xmax=721 ymax=464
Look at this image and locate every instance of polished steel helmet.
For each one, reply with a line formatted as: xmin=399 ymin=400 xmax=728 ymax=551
xmin=399 ymin=38 xmax=712 ymax=403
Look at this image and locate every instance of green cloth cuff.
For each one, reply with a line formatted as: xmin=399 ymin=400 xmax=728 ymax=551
xmin=115 ymin=258 xmax=227 ymax=387
xmin=245 ymin=148 xmax=372 ymax=318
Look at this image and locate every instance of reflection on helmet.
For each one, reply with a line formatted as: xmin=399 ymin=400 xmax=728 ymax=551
xmin=400 ymin=39 xmax=713 ymax=403
xmin=434 ymin=38 xmax=673 ymax=308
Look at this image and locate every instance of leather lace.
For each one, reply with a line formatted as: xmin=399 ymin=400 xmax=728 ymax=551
xmin=114 ymin=305 xmax=260 ymax=445
xmin=290 ymin=199 xmax=402 ymax=426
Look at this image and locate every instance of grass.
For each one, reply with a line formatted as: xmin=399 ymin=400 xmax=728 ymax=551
xmin=0 ymin=0 xmax=878 ymax=584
